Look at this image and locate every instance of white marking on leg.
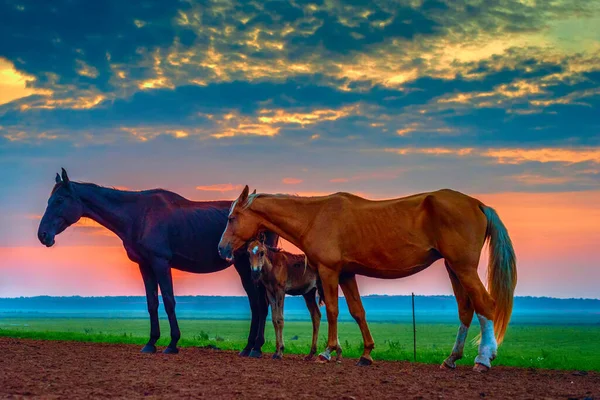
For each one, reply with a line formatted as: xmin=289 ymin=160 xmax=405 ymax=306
xmin=443 ymin=323 xmax=469 ymax=368
xmin=452 ymin=323 xmax=468 ymax=357
xmin=319 ymin=347 xmax=332 ymax=361
xmin=474 ymin=314 xmax=497 ymax=368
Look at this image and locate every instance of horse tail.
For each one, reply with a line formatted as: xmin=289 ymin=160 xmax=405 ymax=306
xmin=480 ymin=205 xmax=517 ymax=345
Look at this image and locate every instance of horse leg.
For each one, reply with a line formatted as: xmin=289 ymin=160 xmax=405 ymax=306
xmin=339 ymin=274 xmax=375 ymax=367
xmin=303 ymin=288 xmax=321 ymax=361
xmin=441 ymin=262 xmax=474 ymax=369
xmin=317 ymin=265 xmax=342 ymax=363
xmin=252 ymin=283 xmax=269 ymax=357
xmin=239 ymin=276 xmax=260 ymax=357
xmin=269 ymin=290 xmax=285 ymax=359
xmin=447 ymin=261 xmax=497 ymax=372
xmin=235 ymin=260 xmax=267 ymax=358
xmin=139 ymin=264 xmax=160 ymax=353
xmin=152 ymin=259 xmax=181 ymax=354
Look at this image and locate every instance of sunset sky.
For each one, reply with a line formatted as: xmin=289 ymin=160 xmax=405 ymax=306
xmin=1 ymin=0 xmax=599 ymax=299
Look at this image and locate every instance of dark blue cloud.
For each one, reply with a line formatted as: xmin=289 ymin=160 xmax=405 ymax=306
xmin=0 ymin=0 xmax=200 ymax=91
xmin=2 ymin=64 xmax=598 ymax=149
xmin=286 ymin=5 xmax=440 ymax=55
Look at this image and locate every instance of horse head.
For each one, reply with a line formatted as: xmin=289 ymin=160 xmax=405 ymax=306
xmin=37 ymin=168 xmax=84 ymax=247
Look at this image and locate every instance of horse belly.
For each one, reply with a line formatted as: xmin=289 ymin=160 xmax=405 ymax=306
xmin=170 ymin=253 xmax=230 ymax=274
xmin=286 ymin=281 xmax=315 ymax=296
xmin=345 ymin=248 xmax=441 ymax=280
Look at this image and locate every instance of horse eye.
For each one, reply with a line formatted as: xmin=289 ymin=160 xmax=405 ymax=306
xmin=259 ymin=251 xmax=265 ymax=257
xmin=56 ymin=197 xmax=64 ymax=204
xmin=228 ymin=216 xmax=235 ymax=222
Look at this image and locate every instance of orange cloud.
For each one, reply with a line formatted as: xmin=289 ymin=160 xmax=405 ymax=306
xmin=0 ymin=58 xmax=48 ymax=105
xmin=211 ymin=123 xmax=280 ymax=139
xmin=257 ymin=106 xmax=357 ymax=126
xmin=385 ymin=147 xmax=474 ymax=156
xmin=483 ymin=148 xmax=600 ymax=164
xmin=282 ymin=177 xmax=303 ymax=185
xmin=384 ymin=146 xmax=600 ymax=166
xmin=396 ymin=123 xmax=419 ymax=136
xmin=196 ymin=183 xmax=242 ymax=192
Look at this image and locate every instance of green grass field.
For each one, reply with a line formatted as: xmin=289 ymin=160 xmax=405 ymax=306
xmin=1 ymin=317 xmax=598 ymax=372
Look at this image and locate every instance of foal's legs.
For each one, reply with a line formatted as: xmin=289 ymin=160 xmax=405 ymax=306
xmin=139 ymin=264 xmax=160 ymax=353
xmin=441 ymin=262 xmax=474 ymax=369
xmin=317 ymin=265 xmax=342 ymax=363
xmin=268 ymin=289 xmax=286 ymax=359
xmin=339 ymin=274 xmax=375 ymax=366
xmin=152 ymin=258 xmax=181 ymax=354
xmin=447 ymin=260 xmax=497 ymax=372
xmin=303 ymin=288 xmax=321 ymax=361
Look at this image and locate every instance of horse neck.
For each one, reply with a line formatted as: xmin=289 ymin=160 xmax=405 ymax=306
xmin=74 ymin=183 xmax=137 ymax=240
xmin=262 ymin=252 xmax=276 ymax=277
xmin=251 ymin=195 xmax=322 ymax=251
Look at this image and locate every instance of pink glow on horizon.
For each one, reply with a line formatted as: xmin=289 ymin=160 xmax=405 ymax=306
xmin=1 ymin=191 xmax=598 ymax=298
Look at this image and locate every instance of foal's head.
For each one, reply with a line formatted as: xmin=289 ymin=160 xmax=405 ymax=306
xmin=218 ymin=185 xmax=262 ymax=261
xmin=247 ymin=239 xmax=268 ymax=282
xmin=37 ymin=168 xmax=84 ymax=247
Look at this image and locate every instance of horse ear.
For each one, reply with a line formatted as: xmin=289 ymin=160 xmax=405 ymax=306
xmin=61 ymin=168 xmax=70 ymax=184
xmin=237 ymin=185 xmax=250 ymax=205
xmin=55 ymin=173 xmax=62 ymax=184
xmin=251 ymin=189 xmax=256 ymax=195
xmin=258 ymin=231 xmax=266 ymax=242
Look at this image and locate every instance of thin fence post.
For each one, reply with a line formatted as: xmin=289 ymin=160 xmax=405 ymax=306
xmin=412 ymin=292 xmax=416 ymax=362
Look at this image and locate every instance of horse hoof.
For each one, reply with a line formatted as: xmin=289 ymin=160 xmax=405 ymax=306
xmin=249 ymin=350 xmax=262 ymax=358
xmin=163 ymin=346 xmax=179 ymax=355
xmin=473 ymin=363 xmax=490 ymax=373
xmin=238 ymin=348 xmax=252 ymax=357
xmin=141 ymin=344 xmax=157 ymax=354
xmin=272 ymin=354 xmax=282 ymax=360
xmin=316 ymin=354 xmax=330 ymax=363
xmin=304 ymin=355 xmax=315 ymax=361
xmin=356 ymin=356 xmax=373 ymax=367
xmin=441 ymin=360 xmax=456 ymax=370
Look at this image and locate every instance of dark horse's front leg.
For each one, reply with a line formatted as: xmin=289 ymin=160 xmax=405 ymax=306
xmin=152 ymin=258 xmax=181 ymax=354
xmin=235 ymin=259 xmax=268 ymax=358
xmin=139 ymin=264 xmax=160 ymax=353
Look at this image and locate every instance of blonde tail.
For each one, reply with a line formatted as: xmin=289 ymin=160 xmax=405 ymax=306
xmin=480 ymin=205 xmax=517 ymax=345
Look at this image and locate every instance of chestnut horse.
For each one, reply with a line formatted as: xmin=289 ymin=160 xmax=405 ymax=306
xmin=38 ymin=169 xmax=278 ymax=357
xmin=246 ymin=238 xmax=324 ymax=360
xmin=219 ymin=186 xmax=517 ymax=372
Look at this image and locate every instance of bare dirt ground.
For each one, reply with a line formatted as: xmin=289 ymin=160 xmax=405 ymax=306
xmin=0 ymin=338 xmax=598 ymax=399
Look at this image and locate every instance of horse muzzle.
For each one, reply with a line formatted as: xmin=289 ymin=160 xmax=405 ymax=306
xmin=218 ymin=243 xmax=234 ymax=262
xmin=38 ymin=231 xmax=56 ymax=247
xmin=251 ymin=269 xmax=261 ymax=282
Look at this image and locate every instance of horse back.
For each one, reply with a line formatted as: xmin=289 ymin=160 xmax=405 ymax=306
xmin=265 ymin=251 xmax=316 ymax=296
xmin=308 ymin=190 xmax=485 ymax=276
xmin=137 ymin=193 xmax=233 ymax=272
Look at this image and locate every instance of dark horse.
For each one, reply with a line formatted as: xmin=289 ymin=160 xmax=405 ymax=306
xmin=37 ymin=168 xmax=277 ymax=356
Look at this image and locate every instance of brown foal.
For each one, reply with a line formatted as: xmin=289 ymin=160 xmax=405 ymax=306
xmin=219 ymin=186 xmax=516 ymax=372
xmin=247 ymin=239 xmax=324 ymax=360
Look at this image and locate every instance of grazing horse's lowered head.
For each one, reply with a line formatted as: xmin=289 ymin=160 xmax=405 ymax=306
xmin=38 ymin=168 xmax=84 ymax=247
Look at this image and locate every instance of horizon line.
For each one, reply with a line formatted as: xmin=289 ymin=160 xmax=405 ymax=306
xmin=1 ymin=294 xmax=599 ymax=301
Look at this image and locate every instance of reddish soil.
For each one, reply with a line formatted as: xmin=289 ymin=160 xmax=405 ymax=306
xmin=0 ymin=338 xmax=598 ymax=399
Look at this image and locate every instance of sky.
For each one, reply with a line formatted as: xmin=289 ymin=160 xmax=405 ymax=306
xmin=0 ymin=0 xmax=599 ymax=299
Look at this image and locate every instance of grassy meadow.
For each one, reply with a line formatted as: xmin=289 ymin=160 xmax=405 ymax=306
xmin=1 ymin=317 xmax=599 ymax=372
